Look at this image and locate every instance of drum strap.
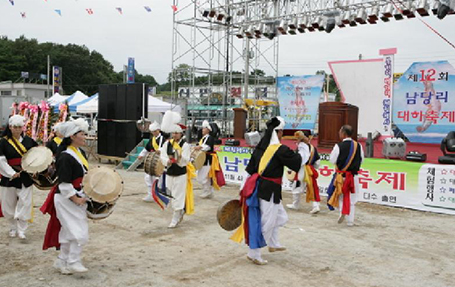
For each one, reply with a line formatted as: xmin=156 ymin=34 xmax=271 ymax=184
xmin=152 ymin=136 xmax=160 ymax=151
xmin=5 ymin=136 xmax=27 ymax=157
xmin=258 ymin=144 xmax=281 ymax=176
xmin=53 ymin=137 xmax=62 ymax=145
xmin=68 ymin=145 xmax=89 ymax=170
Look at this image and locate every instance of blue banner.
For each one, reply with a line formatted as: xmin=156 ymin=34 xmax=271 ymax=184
xmin=277 ymin=75 xmax=324 ymax=130
xmin=127 ymin=57 xmax=135 ymax=83
xmin=53 ymin=66 xmax=62 ymax=94
xmin=393 ymin=61 xmax=455 ymax=143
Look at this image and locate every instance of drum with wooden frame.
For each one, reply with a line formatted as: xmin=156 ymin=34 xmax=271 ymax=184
xmin=217 ymin=199 xmax=242 ymax=231
xmin=21 ymin=146 xmax=57 ymax=190
xmin=190 ymin=147 xmax=206 ymax=170
xmin=83 ymin=166 xmax=124 ymax=220
xmin=144 ymin=151 xmax=165 ymax=176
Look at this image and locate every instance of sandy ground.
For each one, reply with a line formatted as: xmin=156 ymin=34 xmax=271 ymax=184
xmin=1 ymin=161 xmax=455 ymax=287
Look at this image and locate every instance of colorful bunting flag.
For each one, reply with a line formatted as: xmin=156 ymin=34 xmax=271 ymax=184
xmin=9 ymin=0 xmax=14 ymax=6
xmin=171 ymin=5 xmax=178 ymax=12
xmin=144 ymin=6 xmax=151 ymax=12
xmin=116 ymin=7 xmax=123 ymax=15
xmin=54 ymin=10 xmax=62 ymax=16
xmin=86 ymin=8 xmax=93 ymax=15
xmin=20 ymin=12 xmax=26 ymax=18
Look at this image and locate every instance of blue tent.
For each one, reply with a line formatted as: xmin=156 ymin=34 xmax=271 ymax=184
xmin=69 ymin=93 xmax=98 ymax=112
xmin=53 ymin=91 xmax=88 ymax=112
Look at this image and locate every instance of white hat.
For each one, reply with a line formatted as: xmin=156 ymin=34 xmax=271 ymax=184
xmin=149 ymin=121 xmax=161 ymax=132
xmin=161 ymin=111 xmax=183 ymax=133
xmin=9 ymin=115 xmax=26 ymax=127
xmin=59 ymin=121 xmax=82 ymax=138
xmin=274 ymin=116 xmax=285 ymax=130
xmin=72 ymin=118 xmax=89 ymax=133
xmin=53 ymin=122 xmax=63 ymax=132
xmin=202 ymin=120 xmax=212 ymax=131
xmin=270 ymin=116 xmax=285 ymax=145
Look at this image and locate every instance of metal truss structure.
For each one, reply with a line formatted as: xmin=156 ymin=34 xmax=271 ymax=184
xmin=171 ymin=0 xmax=453 ymax=136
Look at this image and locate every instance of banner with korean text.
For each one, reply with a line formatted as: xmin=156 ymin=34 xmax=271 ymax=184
xmin=216 ymin=146 xmax=455 ymax=215
xmin=393 ymin=61 xmax=455 ymax=144
xmin=277 ymin=75 xmax=324 ymax=131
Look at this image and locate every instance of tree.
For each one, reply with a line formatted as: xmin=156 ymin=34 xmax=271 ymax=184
xmin=0 ymin=36 xmax=160 ymax=95
xmin=316 ymin=70 xmax=340 ymax=101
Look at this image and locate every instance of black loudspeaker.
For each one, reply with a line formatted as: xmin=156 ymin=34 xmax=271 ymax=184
xmin=406 ymin=151 xmax=427 ymax=162
xmin=98 ymin=121 xmax=142 ymax=157
xmin=98 ymin=84 xmax=117 ymax=119
xmin=97 ymin=121 xmax=108 ymax=155
xmin=116 ymin=85 xmax=127 ymax=120
xmin=98 ymin=83 xmax=148 ymax=157
xmin=98 ymin=83 xmax=148 ymax=120
xmin=225 ymin=139 xmax=240 ymax=146
xmin=126 ymin=84 xmax=146 ymax=120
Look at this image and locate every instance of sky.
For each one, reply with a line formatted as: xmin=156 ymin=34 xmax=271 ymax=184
xmin=1 ymin=0 xmax=455 ymax=85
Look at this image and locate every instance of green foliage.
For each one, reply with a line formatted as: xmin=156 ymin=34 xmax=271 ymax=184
xmin=0 ymin=36 xmax=158 ymax=95
xmin=316 ymin=70 xmax=340 ymax=101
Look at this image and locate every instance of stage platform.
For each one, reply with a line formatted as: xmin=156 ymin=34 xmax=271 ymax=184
xmin=219 ymin=137 xmax=442 ymax=164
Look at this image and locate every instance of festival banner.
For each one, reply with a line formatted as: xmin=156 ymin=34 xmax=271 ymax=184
xmin=381 ymin=54 xmax=394 ymax=135
xmin=393 ymin=61 xmax=455 ymax=144
xmin=277 ymin=75 xmax=324 ymax=131
xmin=127 ymin=57 xmax=135 ymax=83
xmin=216 ymin=146 xmax=455 ymax=215
xmin=53 ymin=66 xmax=62 ymax=94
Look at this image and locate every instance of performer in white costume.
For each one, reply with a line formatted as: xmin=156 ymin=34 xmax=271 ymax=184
xmin=0 ymin=115 xmax=38 ymax=239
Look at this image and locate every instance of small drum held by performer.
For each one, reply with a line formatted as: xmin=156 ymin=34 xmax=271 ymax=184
xmin=138 ymin=121 xmax=166 ymax=202
xmin=40 ymin=120 xmax=91 ymax=274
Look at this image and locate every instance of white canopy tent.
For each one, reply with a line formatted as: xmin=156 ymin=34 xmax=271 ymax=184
xmin=67 ymin=91 xmax=88 ymax=106
xmin=47 ymin=93 xmax=69 ymax=106
xmin=148 ymin=96 xmax=182 ymax=113
xmin=76 ymin=94 xmax=99 ymax=114
xmin=76 ymin=95 xmax=181 ymax=114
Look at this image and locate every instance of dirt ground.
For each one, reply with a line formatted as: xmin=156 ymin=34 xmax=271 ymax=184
xmin=1 ymin=161 xmax=454 ymax=287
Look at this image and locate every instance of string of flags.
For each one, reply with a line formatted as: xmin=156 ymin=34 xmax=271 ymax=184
xmin=5 ymin=0 xmax=179 ymax=18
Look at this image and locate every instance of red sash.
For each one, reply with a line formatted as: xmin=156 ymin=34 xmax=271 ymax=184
xmin=7 ymin=158 xmax=22 ymax=167
xmin=309 ymin=165 xmax=321 ymax=202
xmin=336 ymin=170 xmax=355 ymax=215
xmin=40 ymin=177 xmax=82 ymax=250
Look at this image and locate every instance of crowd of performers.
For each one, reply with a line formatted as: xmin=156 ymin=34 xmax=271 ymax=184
xmin=0 ymin=110 xmax=363 ymax=274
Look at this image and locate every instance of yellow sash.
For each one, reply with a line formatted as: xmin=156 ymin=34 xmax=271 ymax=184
xmin=198 ymin=135 xmax=208 ymax=146
xmin=53 ymin=137 xmax=62 ymax=145
xmin=6 ymin=137 xmax=27 ymax=156
xmin=328 ymin=141 xmax=358 ymax=208
xmin=152 ymin=136 xmax=159 ymax=151
xmin=185 ymin=163 xmax=196 ymax=215
xmin=170 ymin=139 xmax=181 ymax=151
xmin=208 ymin=153 xmax=222 ymax=190
xmin=169 ymin=139 xmax=195 ymax=215
xmin=258 ymin=144 xmax=281 ymax=175
xmin=304 ymin=165 xmax=315 ymax=203
xmin=68 ymin=145 xmax=89 ymax=170
xmin=230 ymin=144 xmax=281 ymax=243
